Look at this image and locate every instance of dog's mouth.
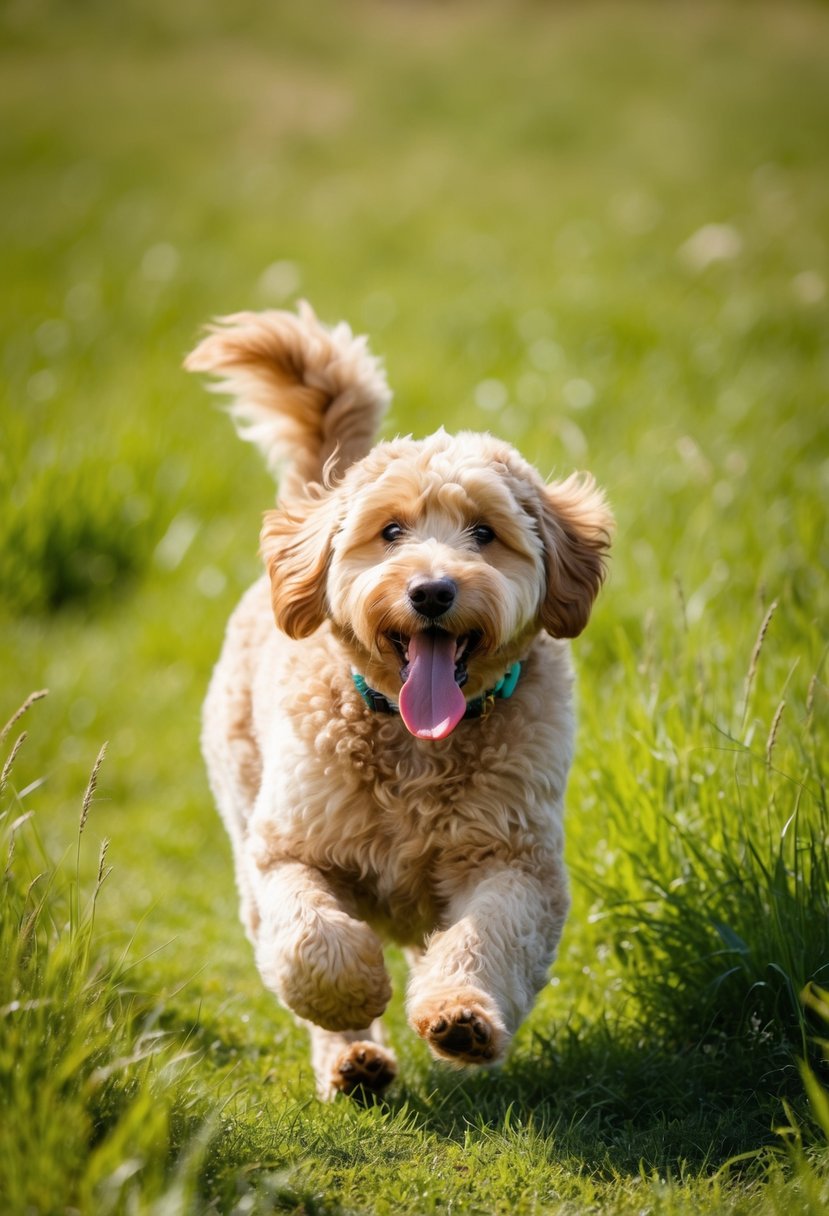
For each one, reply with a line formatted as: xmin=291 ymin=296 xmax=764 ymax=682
xmin=385 ymin=628 xmax=482 ymax=741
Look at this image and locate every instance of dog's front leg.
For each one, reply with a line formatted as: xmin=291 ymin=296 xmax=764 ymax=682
xmin=407 ymin=861 xmax=569 ymax=1067
xmin=250 ymin=858 xmax=391 ymax=1032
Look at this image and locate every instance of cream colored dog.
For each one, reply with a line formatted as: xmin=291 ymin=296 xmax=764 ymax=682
xmin=187 ymin=304 xmax=612 ymax=1100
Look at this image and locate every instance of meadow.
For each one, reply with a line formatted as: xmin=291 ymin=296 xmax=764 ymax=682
xmin=1 ymin=1 xmax=828 ymax=1211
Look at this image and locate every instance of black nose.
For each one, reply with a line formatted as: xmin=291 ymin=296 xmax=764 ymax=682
xmin=407 ymin=576 xmax=457 ymax=620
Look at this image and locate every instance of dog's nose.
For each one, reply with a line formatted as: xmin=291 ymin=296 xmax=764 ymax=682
xmin=407 ymin=576 xmax=457 ymax=620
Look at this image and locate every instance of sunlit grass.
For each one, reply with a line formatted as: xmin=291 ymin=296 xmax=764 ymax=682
xmin=0 ymin=694 xmax=208 ymax=1213
xmin=1 ymin=0 xmax=828 ymax=1211
xmin=576 ymin=609 xmax=828 ymax=1059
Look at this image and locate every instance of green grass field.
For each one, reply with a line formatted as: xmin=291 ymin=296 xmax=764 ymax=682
xmin=2 ymin=1 xmax=828 ymax=1211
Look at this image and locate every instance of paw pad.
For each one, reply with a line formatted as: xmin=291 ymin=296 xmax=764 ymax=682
xmin=420 ymin=1003 xmax=497 ymax=1064
xmin=332 ymin=1042 xmax=397 ymax=1100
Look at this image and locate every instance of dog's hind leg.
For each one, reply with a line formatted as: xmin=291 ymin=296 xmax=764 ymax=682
xmin=307 ymin=1019 xmax=397 ymax=1101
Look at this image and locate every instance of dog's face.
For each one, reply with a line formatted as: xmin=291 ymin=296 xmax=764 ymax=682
xmin=262 ymin=430 xmax=611 ymax=740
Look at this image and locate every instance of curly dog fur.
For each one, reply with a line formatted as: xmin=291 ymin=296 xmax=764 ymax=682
xmin=186 ymin=303 xmax=612 ymax=1099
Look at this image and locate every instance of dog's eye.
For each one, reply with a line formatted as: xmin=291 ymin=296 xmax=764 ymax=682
xmin=381 ymin=522 xmax=405 ymax=543
xmin=471 ymin=524 xmax=496 ymax=546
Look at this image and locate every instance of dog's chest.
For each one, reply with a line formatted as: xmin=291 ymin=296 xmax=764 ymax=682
xmin=298 ymin=781 xmax=520 ymax=944
xmin=256 ymin=708 xmax=558 ymax=942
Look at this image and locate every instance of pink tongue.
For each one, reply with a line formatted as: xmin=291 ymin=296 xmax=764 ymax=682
xmin=398 ymin=632 xmax=467 ymax=740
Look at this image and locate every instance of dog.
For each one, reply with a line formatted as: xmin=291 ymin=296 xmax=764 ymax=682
xmin=186 ymin=303 xmax=612 ymax=1099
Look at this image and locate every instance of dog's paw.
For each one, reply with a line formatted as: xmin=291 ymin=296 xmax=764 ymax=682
xmin=286 ymin=970 xmax=391 ymax=1034
xmin=259 ymin=915 xmax=392 ymax=1032
xmin=411 ymin=993 xmax=506 ymax=1067
xmin=331 ymin=1040 xmax=397 ymax=1101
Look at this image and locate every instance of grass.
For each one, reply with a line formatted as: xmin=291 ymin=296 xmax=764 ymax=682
xmin=581 ymin=614 xmax=829 ymax=1056
xmin=1 ymin=0 xmax=828 ymax=1211
xmin=0 ymin=697 xmax=203 ymax=1213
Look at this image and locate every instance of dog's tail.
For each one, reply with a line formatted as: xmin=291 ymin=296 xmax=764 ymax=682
xmin=184 ymin=301 xmax=391 ymax=498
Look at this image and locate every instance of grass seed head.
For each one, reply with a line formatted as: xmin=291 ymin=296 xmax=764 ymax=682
xmin=1 ymin=731 xmax=27 ymax=794
xmin=79 ymin=743 xmax=108 ymax=836
xmin=1 ymin=689 xmax=48 ymax=746
xmin=765 ymin=699 xmax=786 ymax=767
xmin=742 ymin=599 xmax=779 ymax=731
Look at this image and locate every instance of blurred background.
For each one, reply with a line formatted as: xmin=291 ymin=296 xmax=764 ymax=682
xmin=1 ymin=0 xmax=827 ymax=1012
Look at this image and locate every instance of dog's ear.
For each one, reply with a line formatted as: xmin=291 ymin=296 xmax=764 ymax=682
xmin=535 ymin=473 xmax=613 ymax=639
xmin=260 ymin=490 xmax=340 ymax=638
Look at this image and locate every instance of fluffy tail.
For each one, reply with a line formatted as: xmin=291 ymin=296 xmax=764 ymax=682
xmin=184 ymin=301 xmax=391 ymax=499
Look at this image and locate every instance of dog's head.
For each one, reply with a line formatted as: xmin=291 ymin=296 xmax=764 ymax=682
xmin=261 ymin=429 xmax=612 ymax=740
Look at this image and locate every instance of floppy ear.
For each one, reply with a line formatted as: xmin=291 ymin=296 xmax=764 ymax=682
xmin=536 ymin=473 xmax=613 ymax=638
xmin=260 ymin=490 xmax=340 ymax=638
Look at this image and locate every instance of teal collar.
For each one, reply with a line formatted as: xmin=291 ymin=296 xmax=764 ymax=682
xmin=352 ymin=662 xmax=521 ymax=722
